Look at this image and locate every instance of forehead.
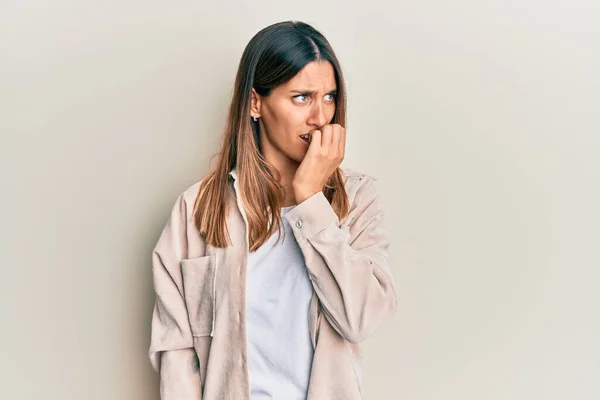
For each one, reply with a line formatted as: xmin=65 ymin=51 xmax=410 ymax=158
xmin=284 ymin=61 xmax=336 ymax=90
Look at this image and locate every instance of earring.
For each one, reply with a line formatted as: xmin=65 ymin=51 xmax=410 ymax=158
xmin=252 ymin=116 xmax=258 ymax=122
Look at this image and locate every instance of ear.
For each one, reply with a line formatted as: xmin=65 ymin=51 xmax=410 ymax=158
xmin=250 ymin=88 xmax=262 ymax=118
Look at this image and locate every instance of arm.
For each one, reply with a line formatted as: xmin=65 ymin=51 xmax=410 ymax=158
xmin=149 ymin=194 xmax=202 ymax=399
xmin=284 ymin=176 xmax=399 ymax=344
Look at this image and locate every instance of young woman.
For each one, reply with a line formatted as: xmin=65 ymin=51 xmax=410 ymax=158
xmin=149 ymin=21 xmax=399 ymax=400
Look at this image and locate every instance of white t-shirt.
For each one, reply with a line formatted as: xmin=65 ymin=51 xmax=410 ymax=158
xmin=246 ymin=205 xmax=314 ymax=399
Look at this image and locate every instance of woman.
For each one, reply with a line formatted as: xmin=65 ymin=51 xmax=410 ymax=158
xmin=149 ymin=21 xmax=399 ymax=400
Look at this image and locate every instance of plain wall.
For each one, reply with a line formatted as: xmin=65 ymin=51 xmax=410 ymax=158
xmin=1 ymin=0 xmax=599 ymax=399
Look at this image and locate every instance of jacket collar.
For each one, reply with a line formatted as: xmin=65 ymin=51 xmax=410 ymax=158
xmin=229 ymin=167 xmax=351 ymax=182
xmin=228 ymin=168 xmax=238 ymax=181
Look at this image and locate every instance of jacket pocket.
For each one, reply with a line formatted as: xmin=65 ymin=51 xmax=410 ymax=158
xmin=181 ymin=255 xmax=216 ymax=337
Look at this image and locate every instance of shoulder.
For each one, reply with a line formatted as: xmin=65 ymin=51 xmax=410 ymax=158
xmin=340 ymin=166 xmax=379 ymax=185
xmin=340 ymin=166 xmax=381 ymax=204
xmin=172 ymin=167 xmax=381 ymax=214
xmin=165 ymin=176 xmax=210 ymax=223
xmin=180 ymin=179 xmax=204 ymax=206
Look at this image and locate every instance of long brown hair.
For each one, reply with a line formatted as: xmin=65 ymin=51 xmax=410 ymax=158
xmin=193 ymin=21 xmax=349 ymax=251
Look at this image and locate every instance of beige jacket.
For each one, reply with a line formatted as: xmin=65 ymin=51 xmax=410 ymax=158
xmin=149 ymin=167 xmax=399 ymax=399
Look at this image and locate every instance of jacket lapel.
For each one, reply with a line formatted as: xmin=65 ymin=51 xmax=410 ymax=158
xmin=227 ymin=167 xmax=321 ymax=349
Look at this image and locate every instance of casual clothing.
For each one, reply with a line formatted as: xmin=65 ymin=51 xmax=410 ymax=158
xmin=246 ymin=204 xmax=314 ymax=399
xmin=149 ymin=167 xmax=399 ymax=400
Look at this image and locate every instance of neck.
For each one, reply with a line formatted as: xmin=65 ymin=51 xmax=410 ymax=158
xmin=272 ymin=167 xmax=297 ymax=207
xmin=259 ymin=135 xmax=299 ymax=207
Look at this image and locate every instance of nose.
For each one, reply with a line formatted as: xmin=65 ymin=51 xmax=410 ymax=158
xmin=308 ymin=100 xmax=327 ymax=128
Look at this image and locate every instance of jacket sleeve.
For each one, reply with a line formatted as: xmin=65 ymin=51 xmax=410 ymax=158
xmin=284 ymin=176 xmax=399 ymax=344
xmin=148 ymin=193 xmax=202 ymax=399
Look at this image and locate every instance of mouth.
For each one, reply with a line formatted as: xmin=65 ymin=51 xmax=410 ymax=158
xmin=299 ymin=133 xmax=311 ymax=144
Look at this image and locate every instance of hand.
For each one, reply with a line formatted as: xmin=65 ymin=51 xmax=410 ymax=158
xmin=292 ymin=123 xmax=346 ymax=204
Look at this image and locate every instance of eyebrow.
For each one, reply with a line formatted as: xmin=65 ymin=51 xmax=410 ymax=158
xmin=290 ymin=89 xmax=337 ymax=95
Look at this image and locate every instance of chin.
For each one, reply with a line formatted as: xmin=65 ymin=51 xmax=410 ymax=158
xmin=279 ymin=146 xmax=304 ymax=164
xmin=288 ymin=153 xmax=305 ymax=164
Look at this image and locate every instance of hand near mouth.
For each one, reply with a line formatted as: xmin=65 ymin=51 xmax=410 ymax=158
xmin=292 ymin=123 xmax=346 ymax=204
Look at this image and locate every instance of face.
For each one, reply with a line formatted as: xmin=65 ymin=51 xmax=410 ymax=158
xmin=251 ymin=61 xmax=337 ymax=173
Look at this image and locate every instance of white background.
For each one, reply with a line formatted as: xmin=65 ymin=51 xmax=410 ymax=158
xmin=1 ymin=0 xmax=599 ymax=398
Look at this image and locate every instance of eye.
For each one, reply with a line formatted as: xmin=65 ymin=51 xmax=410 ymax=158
xmin=293 ymin=94 xmax=309 ymax=103
xmin=324 ymin=93 xmax=337 ymax=102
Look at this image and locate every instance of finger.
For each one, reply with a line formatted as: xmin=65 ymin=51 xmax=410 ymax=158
xmin=333 ymin=126 xmax=342 ymax=161
xmin=338 ymin=126 xmax=346 ymax=159
xmin=328 ymin=124 xmax=340 ymax=154
xmin=309 ymin=129 xmax=322 ymax=152
xmin=321 ymin=125 xmax=333 ymax=151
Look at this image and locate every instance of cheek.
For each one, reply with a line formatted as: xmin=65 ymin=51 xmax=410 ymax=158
xmin=327 ymin=104 xmax=337 ymax=121
xmin=280 ymin=107 xmax=308 ymax=131
xmin=262 ymin=105 xmax=305 ymax=142
xmin=265 ymin=100 xmax=299 ymax=125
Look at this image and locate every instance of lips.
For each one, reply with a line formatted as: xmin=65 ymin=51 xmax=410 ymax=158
xmin=300 ymin=134 xmax=310 ymax=144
